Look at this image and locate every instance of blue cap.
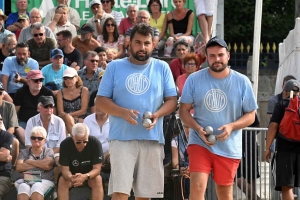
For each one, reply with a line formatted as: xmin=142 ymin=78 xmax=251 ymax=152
xmin=51 ymin=48 xmax=64 ymax=59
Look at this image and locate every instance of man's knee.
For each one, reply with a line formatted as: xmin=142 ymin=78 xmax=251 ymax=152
xmin=88 ymin=175 xmax=102 ymax=188
xmin=58 ymin=176 xmax=72 ymax=188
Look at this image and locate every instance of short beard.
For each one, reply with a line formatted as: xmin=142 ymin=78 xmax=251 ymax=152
xmin=17 ymin=58 xmax=27 ymax=66
xmin=130 ymin=48 xmax=151 ymax=62
xmin=209 ymin=62 xmax=228 ymax=73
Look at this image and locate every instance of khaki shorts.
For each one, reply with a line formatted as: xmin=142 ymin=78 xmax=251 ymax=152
xmin=108 ymin=140 xmax=164 ymax=198
xmin=194 ymin=0 xmax=215 ymax=16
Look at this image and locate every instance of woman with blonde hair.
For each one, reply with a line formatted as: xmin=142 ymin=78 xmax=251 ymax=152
xmin=57 ymin=67 xmax=89 ymax=134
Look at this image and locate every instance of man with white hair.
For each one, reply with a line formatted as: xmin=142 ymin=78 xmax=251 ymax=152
xmin=118 ymin=4 xmax=138 ymax=35
xmin=18 ymin=9 xmax=56 ymax=43
xmin=6 ymin=0 xmax=29 ymax=32
xmin=58 ymin=123 xmax=104 ymax=200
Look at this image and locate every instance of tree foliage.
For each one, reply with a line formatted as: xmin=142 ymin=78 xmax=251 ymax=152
xmin=224 ymin=0 xmax=294 ymax=47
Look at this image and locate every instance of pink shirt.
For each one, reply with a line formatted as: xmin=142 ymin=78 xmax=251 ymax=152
xmin=119 ymin=18 xmax=134 ymax=35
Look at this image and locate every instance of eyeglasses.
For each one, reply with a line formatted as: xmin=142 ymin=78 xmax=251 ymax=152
xmin=31 ymin=78 xmax=44 ymax=83
xmin=30 ymin=16 xmax=41 ymax=19
xmin=106 ymin=23 xmax=114 ymax=27
xmin=151 ymin=4 xmax=160 ymax=7
xmin=33 ymin=33 xmax=44 ymax=37
xmin=128 ymin=10 xmax=137 ymax=13
xmin=185 ymin=63 xmax=196 ymax=67
xmin=101 ymin=0 xmax=110 ymax=3
xmin=30 ymin=136 xmax=44 ymax=141
xmin=138 ymin=16 xmax=148 ymax=20
xmin=89 ymin=59 xmax=99 ymax=63
xmin=63 ymin=77 xmax=75 ymax=80
xmin=75 ymin=141 xmax=88 ymax=144
xmin=43 ymin=104 xmax=54 ymax=109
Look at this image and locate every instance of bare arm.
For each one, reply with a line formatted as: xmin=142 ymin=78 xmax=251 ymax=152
xmin=25 ymin=156 xmax=54 ymax=171
xmin=0 ymin=147 xmax=11 ymax=162
xmin=179 ymin=102 xmax=202 ymax=134
xmin=61 ymin=165 xmax=73 ymax=181
xmin=15 ymin=105 xmax=20 ymax=113
xmin=116 ymin=43 xmax=124 ymax=58
xmin=7 ymin=22 xmax=22 ymax=32
xmin=3 ymin=93 xmax=13 ymax=103
xmin=56 ymin=90 xmax=65 ymax=116
xmin=16 ymin=159 xmax=35 ymax=172
xmin=183 ymin=12 xmax=194 ymax=36
xmin=95 ymin=21 xmax=103 ymax=36
xmin=124 ymin=36 xmax=130 ymax=49
xmin=265 ymin=122 xmax=278 ymax=151
xmin=171 ymin=146 xmax=179 ymax=169
xmin=47 ymin=13 xmax=61 ymax=32
xmin=159 ymin=16 xmax=168 ymax=40
xmin=167 ymin=12 xmax=175 ymax=38
xmin=69 ymin=87 xmax=89 ymax=118
xmin=1 ymin=75 xmax=9 ymax=92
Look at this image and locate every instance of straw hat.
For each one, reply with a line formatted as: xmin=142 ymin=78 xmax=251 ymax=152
xmin=0 ymin=9 xmax=8 ymax=20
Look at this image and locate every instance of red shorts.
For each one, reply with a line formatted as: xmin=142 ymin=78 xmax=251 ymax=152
xmin=187 ymin=144 xmax=240 ymax=186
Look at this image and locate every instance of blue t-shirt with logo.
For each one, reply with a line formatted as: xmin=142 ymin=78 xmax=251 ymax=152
xmin=180 ymin=68 xmax=258 ymax=159
xmin=41 ymin=64 xmax=69 ymax=90
xmin=2 ymin=56 xmax=39 ymax=93
xmin=98 ymin=57 xmax=177 ymax=144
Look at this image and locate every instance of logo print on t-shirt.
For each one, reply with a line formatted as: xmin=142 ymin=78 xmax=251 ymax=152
xmin=72 ymin=160 xmax=79 ymax=167
xmin=204 ymin=89 xmax=227 ymax=112
xmin=126 ymin=73 xmax=150 ymax=95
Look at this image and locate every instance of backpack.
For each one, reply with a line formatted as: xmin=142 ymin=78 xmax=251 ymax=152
xmin=278 ymin=95 xmax=300 ymax=141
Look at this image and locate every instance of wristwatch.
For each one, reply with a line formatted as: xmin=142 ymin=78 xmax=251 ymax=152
xmin=94 ymin=19 xmax=100 ymax=23
xmin=86 ymin=173 xmax=90 ymax=179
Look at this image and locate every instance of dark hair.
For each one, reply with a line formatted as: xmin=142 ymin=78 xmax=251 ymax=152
xmin=130 ymin=23 xmax=154 ymax=41
xmin=102 ymin=17 xmax=119 ymax=43
xmin=147 ymin=0 xmax=162 ymax=14
xmin=63 ymin=76 xmax=83 ymax=88
xmin=84 ymin=51 xmax=99 ymax=60
xmin=282 ymin=75 xmax=296 ymax=86
xmin=16 ymin=42 xmax=29 ymax=50
xmin=183 ymin=53 xmax=200 ymax=67
xmin=174 ymin=40 xmax=189 ymax=50
xmin=94 ymin=47 xmax=106 ymax=54
xmin=56 ymin=30 xmax=72 ymax=40
xmin=110 ymin=0 xmax=115 ymax=9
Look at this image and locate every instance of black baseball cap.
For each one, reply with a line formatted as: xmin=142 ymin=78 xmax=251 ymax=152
xmin=205 ymin=36 xmax=228 ymax=50
xmin=38 ymin=96 xmax=55 ymax=106
xmin=77 ymin=23 xmax=94 ymax=34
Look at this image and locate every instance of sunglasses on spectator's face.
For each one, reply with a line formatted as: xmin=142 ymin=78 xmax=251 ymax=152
xmin=43 ymin=104 xmax=54 ymax=109
xmin=31 ymin=78 xmax=44 ymax=83
xmin=101 ymin=0 xmax=110 ymax=3
xmin=89 ymin=59 xmax=99 ymax=63
xmin=63 ymin=77 xmax=75 ymax=80
xmin=75 ymin=141 xmax=88 ymax=144
xmin=106 ymin=23 xmax=114 ymax=27
xmin=33 ymin=33 xmax=43 ymax=37
xmin=30 ymin=136 xmax=44 ymax=141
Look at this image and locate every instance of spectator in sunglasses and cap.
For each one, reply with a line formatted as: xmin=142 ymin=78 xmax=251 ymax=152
xmin=58 ymin=123 xmax=104 ymax=200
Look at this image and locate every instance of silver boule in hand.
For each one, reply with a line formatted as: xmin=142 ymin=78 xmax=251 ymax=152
xmin=206 ymin=134 xmax=217 ymax=144
xmin=142 ymin=118 xmax=152 ymax=128
xmin=204 ymin=126 xmax=213 ymax=135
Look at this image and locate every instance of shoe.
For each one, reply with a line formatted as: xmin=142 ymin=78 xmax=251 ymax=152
xmin=53 ymin=191 xmax=57 ymax=200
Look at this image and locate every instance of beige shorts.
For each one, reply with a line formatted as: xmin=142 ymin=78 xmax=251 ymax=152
xmin=194 ymin=0 xmax=215 ymax=16
xmin=108 ymin=140 xmax=164 ymax=198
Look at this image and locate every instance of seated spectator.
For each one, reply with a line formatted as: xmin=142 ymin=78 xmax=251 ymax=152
xmin=15 ymin=126 xmax=55 ymax=200
xmin=118 ymin=4 xmax=138 ymax=35
xmin=18 ymin=9 xmax=56 ymax=44
xmin=169 ymin=40 xmax=190 ymax=82
xmin=1 ymin=42 xmax=39 ymax=98
xmin=176 ymin=53 xmax=200 ymax=95
xmin=25 ymin=95 xmax=66 ymax=181
xmin=0 ymin=34 xmax=17 ymax=82
xmin=148 ymin=0 xmax=168 ymax=51
xmin=15 ymin=14 xmax=30 ymax=40
xmin=171 ymin=122 xmax=190 ymax=199
xmin=106 ymin=48 xmax=115 ymax=63
xmin=101 ymin=0 xmax=124 ymax=26
xmin=0 ymin=119 xmax=13 ymax=199
xmin=72 ymin=24 xmax=100 ymax=59
xmin=94 ymin=47 xmax=108 ymax=69
xmin=44 ymin=0 xmax=81 ymax=29
xmin=57 ymin=68 xmax=89 ymax=134
xmin=0 ymin=82 xmax=22 ymax=164
xmin=57 ymin=123 xmax=104 ymax=200
xmin=26 ymin=23 xmax=56 ymax=68
xmin=41 ymin=48 xmax=69 ymax=94
xmin=164 ymin=0 xmax=194 ymax=57
xmin=87 ymin=0 xmax=114 ymax=37
xmin=6 ymin=0 xmax=29 ymax=32
xmin=56 ymin=30 xmax=83 ymax=70
xmin=97 ymin=17 xmax=124 ymax=59
xmin=89 ymin=70 xmax=104 ymax=114
xmin=0 ymin=9 xmax=13 ymax=48
xmin=46 ymin=4 xmax=77 ymax=39
xmin=14 ymin=70 xmax=55 ymax=129
xmin=78 ymin=51 xmax=102 ymax=96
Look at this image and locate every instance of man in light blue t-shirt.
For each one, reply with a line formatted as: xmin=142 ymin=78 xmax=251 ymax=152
xmin=179 ymin=36 xmax=258 ymax=200
xmin=41 ymin=48 xmax=69 ymax=96
xmin=1 ymin=42 xmax=39 ymax=98
xmin=96 ymin=23 xmax=177 ymax=199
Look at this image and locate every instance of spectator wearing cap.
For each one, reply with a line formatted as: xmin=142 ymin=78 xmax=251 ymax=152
xmin=101 ymin=0 xmax=124 ymax=26
xmin=72 ymin=23 xmax=100 ymax=58
xmin=89 ymin=70 xmax=104 ymax=114
xmin=0 ymin=82 xmax=22 ymax=166
xmin=18 ymin=9 xmax=56 ymax=44
xmin=41 ymin=48 xmax=69 ymax=95
xmin=0 ymin=9 xmax=13 ymax=48
xmin=26 ymin=22 xmax=56 ymax=68
xmin=15 ymin=13 xmax=30 ymax=40
xmin=94 ymin=47 xmax=108 ymax=70
xmin=86 ymin=0 xmax=114 ymax=37
xmin=265 ymin=79 xmax=300 ymax=199
xmin=78 ymin=51 xmax=102 ymax=96
xmin=118 ymin=4 xmax=138 ymax=35
xmin=57 ymin=68 xmax=89 ymax=134
xmin=46 ymin=4 xmax=77 ymax=39
xmin=25 ymin=95 xmax=66 ymax=181
xmin=6 ymin=0 xmax=29 ymax=32
xmin=14 ymin=70 xmax=55 ymax=129
xmin=0 ymin=34 xmax=17 ymax=82
xmin=1 ymin=42 xmax=39 ymax=98
xmin=44 ymin=0 xmax=81 ymax=29
xmin=56 ymin=30 xmax=83 ymax=70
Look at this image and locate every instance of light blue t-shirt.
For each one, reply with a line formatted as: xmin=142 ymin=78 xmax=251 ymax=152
xmin=98 ymin=58 xmax=177 ymax=144
xmin=2 ymin=56 xmax=39 ymax=93
xmin=181 ymin=68 xmax=258 ymax=159
xmin=41 ymin=64 xmax=69 ymax=90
